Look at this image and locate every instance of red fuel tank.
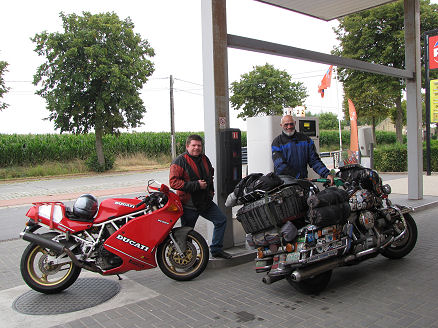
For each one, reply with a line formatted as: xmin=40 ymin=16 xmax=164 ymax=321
xmin=94 ymin=198 xmax=144 ymax=224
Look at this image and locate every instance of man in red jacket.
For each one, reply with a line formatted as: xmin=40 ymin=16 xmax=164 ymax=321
xmin=169 ymin=134 xmax=232 ymax=259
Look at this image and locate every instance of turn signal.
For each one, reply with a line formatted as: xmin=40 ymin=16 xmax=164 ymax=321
xmin=166 ymin=204 xmax=179 ymax=212
xmin=286 ymin=243 xmax=293 ymax=252
xmin=257 ymin=247 xmax=264 ymax=259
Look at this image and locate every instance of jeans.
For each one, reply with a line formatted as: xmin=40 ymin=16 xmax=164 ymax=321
xmin=181 ymin=201 xmax=227 ymax=254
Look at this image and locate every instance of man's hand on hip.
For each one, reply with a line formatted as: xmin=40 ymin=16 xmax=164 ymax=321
xmin=198 ymin=180 xmax=208 ymax=189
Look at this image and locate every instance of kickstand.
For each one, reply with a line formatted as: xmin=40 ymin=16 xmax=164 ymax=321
xmin=116 ymin=274 xmax=123 ymax=280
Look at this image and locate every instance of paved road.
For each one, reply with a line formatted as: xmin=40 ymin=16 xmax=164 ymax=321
xmin=2 ymin=165 xmax=438 ymax=242
xmin=1 ymin=207 xmax=437 ymax=328
xmin=0 ymin=170 xmax=171 ymax=241
xmin=2 ymin=165 xmax=438 ymax=327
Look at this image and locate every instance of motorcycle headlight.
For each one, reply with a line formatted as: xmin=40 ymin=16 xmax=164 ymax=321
xmin=381 ymin=184 xmax=391 ymax=195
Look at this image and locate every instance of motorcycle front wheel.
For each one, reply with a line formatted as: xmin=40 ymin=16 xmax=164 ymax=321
xmin=380 ymin=213 xmax=417 ymax=259
xmin=20 ymin=242 xmax=81 ymax=294
xmin=286 ymin=270 xmax=332 ymax=294
xmin=157 ymin=230 xmax=209 ymax=281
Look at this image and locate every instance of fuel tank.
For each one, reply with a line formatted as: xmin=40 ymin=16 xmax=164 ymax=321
xmin=94 ymin=198 xmax=145 ymax=224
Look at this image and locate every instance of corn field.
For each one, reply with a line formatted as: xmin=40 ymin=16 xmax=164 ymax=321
xmin=0 ymin=132 xmax=248 ymax=167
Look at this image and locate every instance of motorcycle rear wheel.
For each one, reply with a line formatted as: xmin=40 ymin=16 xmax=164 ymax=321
xmin=286 ymin=270 xmax=332 ymax=294
xmin=380 ymin=213 xmax=417 ymax=259
xmin=20 ymin=242 xmax=81 ymax=294
xmin=157 ymin=230 xmax=209 ymax=281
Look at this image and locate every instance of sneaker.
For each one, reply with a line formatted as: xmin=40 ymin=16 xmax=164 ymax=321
xmin=211 ymin=250 xmax=233 ymax=259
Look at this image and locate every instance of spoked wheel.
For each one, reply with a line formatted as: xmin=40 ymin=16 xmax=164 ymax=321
xmin=20 ymin=242 xmax=81 ymax=294
xmin=286 ymin=270 xmax=332 ymax=294
xmin=381 ymin=213 xmax=417 ymax=259
xmin=156 ymin=230 xmax=209 ymax=281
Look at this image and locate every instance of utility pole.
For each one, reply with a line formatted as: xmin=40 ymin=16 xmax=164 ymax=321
xmin=170 ymin=75 xmax=176 ymax=160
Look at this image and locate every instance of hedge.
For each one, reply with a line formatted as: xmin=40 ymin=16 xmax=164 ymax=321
xmin=374 ymin=140 xmax=438 ymax=172
xmin=319 ymin=130 xmax=407 ymax=150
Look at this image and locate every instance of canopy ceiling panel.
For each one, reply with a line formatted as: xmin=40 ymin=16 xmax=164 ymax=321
xmin=256 ymin=0 xmax=398 ymax=21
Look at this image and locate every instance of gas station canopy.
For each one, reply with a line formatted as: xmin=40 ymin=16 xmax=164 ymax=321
xmin=256 ymin=0 xmax=397 ymax=21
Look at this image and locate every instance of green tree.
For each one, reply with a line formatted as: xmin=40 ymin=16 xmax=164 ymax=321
xmin=0 ymin=59 xmax=9 ymax=110
xmin=230 ymin=63 xmax=308 ymax=119
xmin=318 ymin=112 xmax=345 ymax=130
xmin=32 ymin=12 xmax=155 ymax=169
xmin=333 ymin=0 xmax=438 ymax=143
xmin=305 ymin=111 xmax=346 ymax=130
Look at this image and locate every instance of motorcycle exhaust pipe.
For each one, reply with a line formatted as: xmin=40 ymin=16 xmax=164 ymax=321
xmin=20 ymin=231 xmax=102 ymax=274
xmin=262 ymin=275 xmax=286 ymax=285
xmin=20 ymin=231 xmax=65 ymax=253
xmin=290 ymin=258 xmax=341 ymax=282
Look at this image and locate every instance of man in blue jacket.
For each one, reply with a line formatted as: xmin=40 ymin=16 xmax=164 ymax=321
xmin=272 ymin=115 xmax=334 ymax=184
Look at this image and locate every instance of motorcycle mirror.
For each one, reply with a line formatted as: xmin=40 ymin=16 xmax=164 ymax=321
xmin=381 ymin=184 xmax=391 ymax=195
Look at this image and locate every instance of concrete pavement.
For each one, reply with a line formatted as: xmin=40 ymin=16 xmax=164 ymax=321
xmin=1 ymin=169 xmax=438 ymax=327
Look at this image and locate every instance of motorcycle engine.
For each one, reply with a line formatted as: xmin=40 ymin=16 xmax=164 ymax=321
xmin=358 ymin=210 xmax=375 ymax=230
xmin=94 ymin=225 xmax=122 ymax=270
xmin=349 ymin=189 xmax=374 ymax=211
xmin=96 ymin=243 xmax=122 ymax=270
xmin=352 ymin=210 xmax=380 ymax=254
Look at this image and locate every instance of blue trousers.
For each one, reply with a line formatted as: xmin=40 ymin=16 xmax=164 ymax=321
xmin=181 ymin=201 xmax=227 ymax=254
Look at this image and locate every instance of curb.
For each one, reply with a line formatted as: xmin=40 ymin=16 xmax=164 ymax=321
xmin=412 ymin=200 xmax=438 ymax=212
xmin=207 ymin=248 xmax=256 ymax=269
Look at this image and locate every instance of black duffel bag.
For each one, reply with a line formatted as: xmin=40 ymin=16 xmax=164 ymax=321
xmin=307 ymin=186 xmax=350 ymax=227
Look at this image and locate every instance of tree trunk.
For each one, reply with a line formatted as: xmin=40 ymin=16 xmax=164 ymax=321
xmin=372 ymin=116 xmax=376 ymax=145
xmin=95 ymin=125 xmax=105 ymax=168
xmin=395 ymin=96 xmax=403 ymax=143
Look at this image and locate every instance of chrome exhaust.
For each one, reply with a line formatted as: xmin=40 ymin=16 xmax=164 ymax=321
xmin=290 ymin=258 xmax=341 ymax=282
xmin=262 ymin=275 xmax=286 ymax=285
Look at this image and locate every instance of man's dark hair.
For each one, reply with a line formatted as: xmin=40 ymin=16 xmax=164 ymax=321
xmin=186 ymin=134 xmax=203 ymax=146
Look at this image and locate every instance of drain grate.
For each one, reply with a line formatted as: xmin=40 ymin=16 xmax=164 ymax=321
xmin=13 ymin=277 xmax=120 ymax=315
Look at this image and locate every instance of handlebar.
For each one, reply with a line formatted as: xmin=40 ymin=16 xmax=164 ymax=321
xmin=135 ymin=199 xmax=146 ymax=208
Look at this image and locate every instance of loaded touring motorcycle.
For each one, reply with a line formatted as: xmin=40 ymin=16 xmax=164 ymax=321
xmin=19 ymin=180 xmax=209 ymax=294
xmin=233 ymin=164 xmax=417 ymax=294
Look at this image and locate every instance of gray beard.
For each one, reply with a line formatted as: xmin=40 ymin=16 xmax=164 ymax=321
xmin=283 ymin=130 xmax=295 ymax=137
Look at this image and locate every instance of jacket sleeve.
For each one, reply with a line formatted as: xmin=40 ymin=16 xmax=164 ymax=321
xmin=271 ymin=137 xmax=297 ymax=176
xmin=204 ymin=155 xmax=215 ymax=193
xmin=307 ymin=140 xmax=330 ymax=178
xmin=169 ymin=163 xmax=199 ymax=192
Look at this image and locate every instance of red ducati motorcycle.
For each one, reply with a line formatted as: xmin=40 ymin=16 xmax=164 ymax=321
xmin=19 ymin=180 xmax=209 ymax=294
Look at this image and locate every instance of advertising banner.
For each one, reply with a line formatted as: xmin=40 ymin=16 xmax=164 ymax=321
xmin=429 ymin=35 xmax=438 ymax=70
xmin=430 ymin=79 xmax=438 ymax=123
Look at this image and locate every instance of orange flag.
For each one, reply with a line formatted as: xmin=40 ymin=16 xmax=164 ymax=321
xmin=348 ymin=99 xmax=359 ymax=153
xmin=318 ymin=65 xmax=333 ymax=98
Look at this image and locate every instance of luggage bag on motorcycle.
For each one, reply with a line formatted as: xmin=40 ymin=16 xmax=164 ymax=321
xmin=336 ymin=164 xmax=382 ymax=194
xmin=236 ymin=183 xmax=307 ymax=234
xmin=307 ymin=186 xmax=351 ymax=227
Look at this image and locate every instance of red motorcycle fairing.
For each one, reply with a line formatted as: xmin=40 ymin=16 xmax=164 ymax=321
xmin=26 ymin=202 xmax=92 ymax=233
xmin=102 ymin=192 xmax=183 ymax=275
xmin=93 ymin=198 xmax=146 ymax=224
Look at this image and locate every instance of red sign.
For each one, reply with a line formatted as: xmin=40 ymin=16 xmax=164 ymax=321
xmin=429 ymin=35 xmax=438 ymax=70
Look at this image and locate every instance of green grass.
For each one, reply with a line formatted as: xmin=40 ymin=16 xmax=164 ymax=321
xmin=0 ymin=159 xmax=88 ymax=180
xmin=0 ymin=153 xmax=171 ymax=181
